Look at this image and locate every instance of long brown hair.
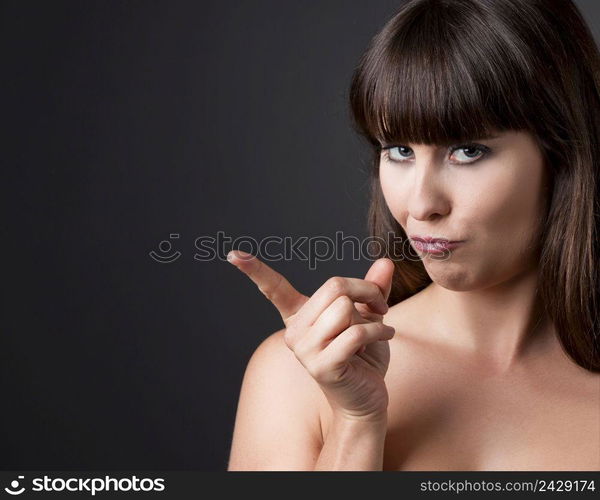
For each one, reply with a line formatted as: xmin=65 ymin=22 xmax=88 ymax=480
xmin=349 ymin=0 xmax=600 ymax=372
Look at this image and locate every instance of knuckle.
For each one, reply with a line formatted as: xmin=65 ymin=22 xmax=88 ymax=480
xmin=347 ymin=324 xmax=367 ymax=341
xmin=333 ymin=294 xmax=354 ymax=312
xmin=292 ymin=338 xmax=310 ymax=360
xmin=284 ymin=312 xmax=300 ymax=330
xmin=325 ymin=276 xmax=346 ymax=296
xmin=282 ymin=328 xmax=295 ymax=349
xmin=305 ymin=359 xmax=326 ymax=380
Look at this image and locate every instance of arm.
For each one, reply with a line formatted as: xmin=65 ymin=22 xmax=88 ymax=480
xmin=227 ymin=329 xmax=323 ymax=470
xmin=314 ymin=413 xmax=387 ymax=471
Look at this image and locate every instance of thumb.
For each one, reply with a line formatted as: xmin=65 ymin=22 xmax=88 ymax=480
xmin=354 ymin=258 xmax=395 ymax=320
xmin=364 ymin=257 xmax=395 ymax=305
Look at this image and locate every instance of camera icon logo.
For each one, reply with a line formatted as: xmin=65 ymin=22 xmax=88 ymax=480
xmin=149 ymin=233 xmax=182 ymax=263
xmin=4 ymin=475 xmax=25 ymax=495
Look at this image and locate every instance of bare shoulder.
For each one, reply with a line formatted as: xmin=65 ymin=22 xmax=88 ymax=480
xmin=228 ymin=328 xmax=326 ymax=470
xmin=247 ymin=329 xmax=323 ymax=398
xmin=252 ymin=328 xmax=330 ymax=432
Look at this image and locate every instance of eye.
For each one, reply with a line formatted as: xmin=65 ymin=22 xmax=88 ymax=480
xmin=384 ymin=146 xmax=413 ymax=162
xmin=381 ymin=143 xmax=491 ymax=165
xmin=449 ymin=144 xmax=490 ymax=163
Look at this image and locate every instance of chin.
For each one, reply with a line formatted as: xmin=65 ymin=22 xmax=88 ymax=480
xmin=424 ymin=264 xmax=482 ymax=292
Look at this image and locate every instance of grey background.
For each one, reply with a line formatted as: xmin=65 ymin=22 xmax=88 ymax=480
xmin=2 ymin=0 xmax=598 ymax=470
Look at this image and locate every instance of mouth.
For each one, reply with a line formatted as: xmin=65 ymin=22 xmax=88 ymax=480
xmin=409 ymin=236 xmax=465 ymax=254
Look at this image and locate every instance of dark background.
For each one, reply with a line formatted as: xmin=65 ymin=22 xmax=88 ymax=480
xmin=2 ymin=0 xmax=598 ymax=471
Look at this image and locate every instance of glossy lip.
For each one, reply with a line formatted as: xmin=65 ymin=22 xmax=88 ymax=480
xmin=409 ymin=235 xmax=465 ymax=254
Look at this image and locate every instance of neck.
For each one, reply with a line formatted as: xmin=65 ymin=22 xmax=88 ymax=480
xmin=425 ymin=266 xmax=556 ymax=371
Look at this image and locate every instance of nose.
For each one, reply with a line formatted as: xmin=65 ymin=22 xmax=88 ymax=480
xmin=407 ymin=158 xmax=451 ymax=221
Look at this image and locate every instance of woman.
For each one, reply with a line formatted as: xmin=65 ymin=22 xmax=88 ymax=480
xmin=227 ymin=0 xmax=600 ymax=470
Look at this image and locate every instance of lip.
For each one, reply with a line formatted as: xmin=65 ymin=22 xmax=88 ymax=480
xmin=409 ymin=235 xmax=464 ymax=254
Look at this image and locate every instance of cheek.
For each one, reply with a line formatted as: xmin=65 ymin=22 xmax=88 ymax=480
xmin=379 ymin=166 xmax=408 ymax=222
xmin=464 ymin=164 xmax=547 ymax=255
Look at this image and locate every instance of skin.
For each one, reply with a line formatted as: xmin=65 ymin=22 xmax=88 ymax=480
xmin=378 ymin=129 xmax=552 ymax=369
xmin=228 ymin=129 xmax=600 ymax=470
xmin=329 ymin=129 xmax=599 ymax=469
xmin=227 ymin=254 xmax=395 ymax=470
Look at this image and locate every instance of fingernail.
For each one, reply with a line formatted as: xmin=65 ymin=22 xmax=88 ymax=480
xmin=227 ymin=251 xmax=235 ymax=263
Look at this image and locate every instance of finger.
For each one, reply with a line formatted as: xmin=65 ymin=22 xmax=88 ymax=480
xmin=354 ymin=258 xmax=395 ymax=319
xmin=227 ymin=250 xmax=307 ymax=322
xmin=291 ymin=295 xmax=365 ymax=356
xmin=319 ymin=322 xmax=396 ymax=370
xmin=292 ymin=275 xmax=389 ymax=328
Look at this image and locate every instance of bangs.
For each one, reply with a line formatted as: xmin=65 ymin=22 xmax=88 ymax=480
xmin=350 ymin=0 xmax=539 ymax=148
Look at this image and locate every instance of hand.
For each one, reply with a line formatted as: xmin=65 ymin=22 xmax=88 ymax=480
xmin=227 ymin=250 xmax=396 ymax=421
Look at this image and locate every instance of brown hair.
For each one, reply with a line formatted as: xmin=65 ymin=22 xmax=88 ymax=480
xmin=349 ymin=0 xmax=600 ymax=372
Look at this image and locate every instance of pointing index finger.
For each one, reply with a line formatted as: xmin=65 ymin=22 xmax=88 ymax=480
xmin=227 ymin=250 xmax=307 ymax=322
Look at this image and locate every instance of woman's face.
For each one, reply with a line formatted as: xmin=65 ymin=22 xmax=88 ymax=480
xmin=379 ymin=129 xmax=551 ymax=291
